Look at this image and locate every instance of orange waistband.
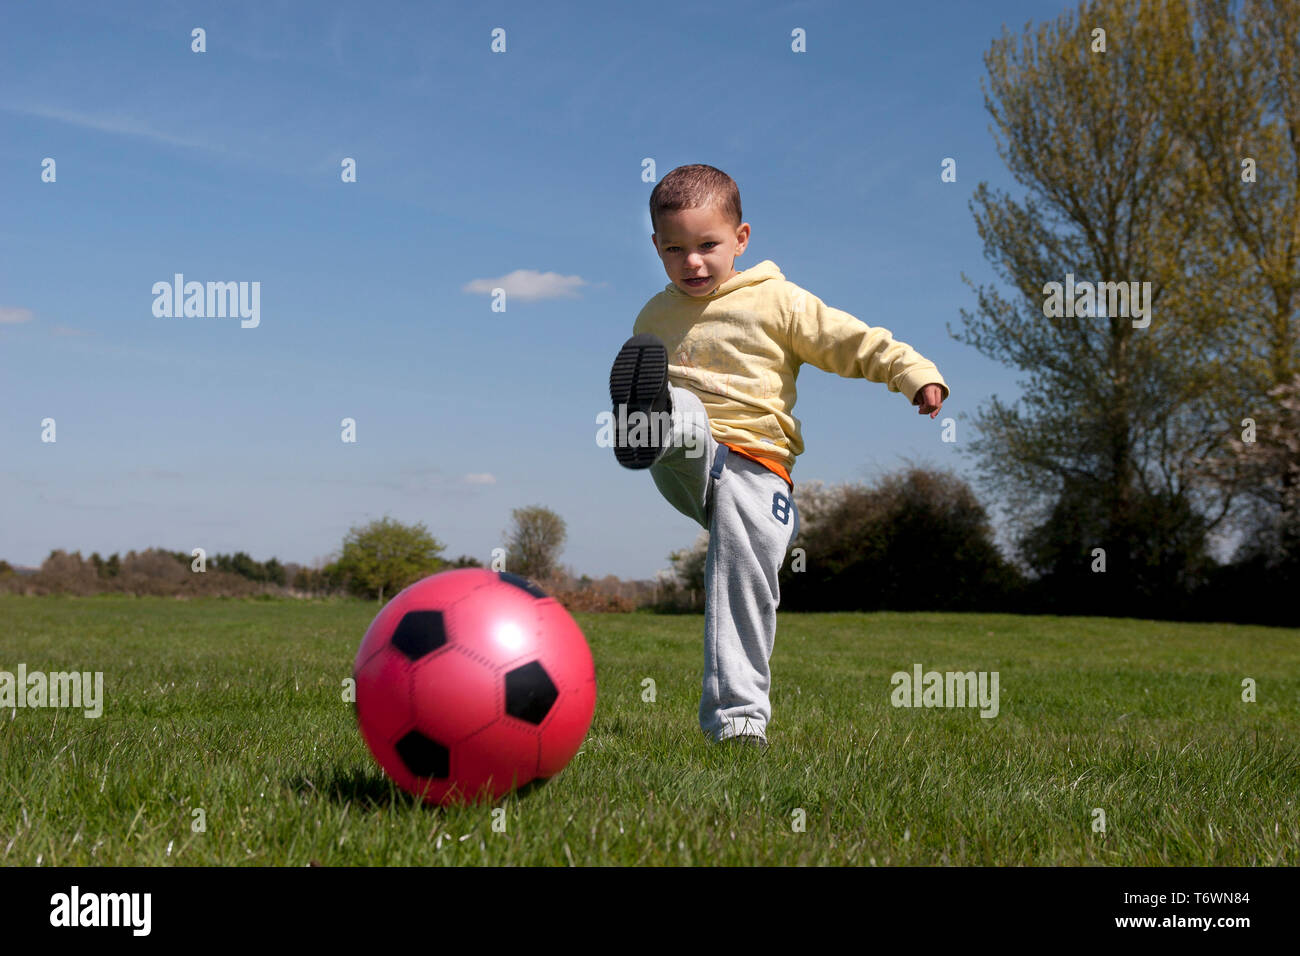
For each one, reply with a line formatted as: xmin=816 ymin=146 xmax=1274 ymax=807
xmin=721 ymin=442 xmax=793 ymax=489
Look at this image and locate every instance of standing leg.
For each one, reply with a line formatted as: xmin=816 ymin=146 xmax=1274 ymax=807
xmin=699 ymin=454 xmax=800 ymax=742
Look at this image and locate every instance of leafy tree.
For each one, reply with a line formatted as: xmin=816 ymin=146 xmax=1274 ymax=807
xmin=263 ymin=557 xmax=286 ymax=586
xmin=1163 ymin=0 xmax=1300 ymax=552
xmin=448 ymin=555 xmax=483 ymax=568
xmin=316 ymin=560 xmax=347 ymax=595
xmin=953 ymin=0 xmax=1279 ymax=609
xmin=337 ymin=517 xmax=446 ymax=601
xmin=503 ymin=506 xmax=567 ymax=582
xmin=293 ymin=566 xmax=337 ymax=595
xmin=228 ymin=551 xmax=261 ymax=581
xmin=208 ymin=551 xmax=286 ymax=583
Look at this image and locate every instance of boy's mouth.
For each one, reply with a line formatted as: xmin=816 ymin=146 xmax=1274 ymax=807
xmin=684 ymin=276 xmax=710 ymax=288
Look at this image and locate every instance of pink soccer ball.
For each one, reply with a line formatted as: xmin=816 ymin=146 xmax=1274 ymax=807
xmin=353 ymin=569 xmax=597 ymax=805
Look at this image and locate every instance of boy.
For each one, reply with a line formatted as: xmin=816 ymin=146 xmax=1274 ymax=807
xmin=609 ymin=164 xmax=949 ymax=749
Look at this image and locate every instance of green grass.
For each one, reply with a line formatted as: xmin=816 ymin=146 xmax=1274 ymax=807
xmin=1 ymin=594 xmax=1296 ymax=865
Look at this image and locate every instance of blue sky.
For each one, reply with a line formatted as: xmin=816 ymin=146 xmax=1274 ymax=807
xmin=0 ymin=0 xmax=1076 ymax=579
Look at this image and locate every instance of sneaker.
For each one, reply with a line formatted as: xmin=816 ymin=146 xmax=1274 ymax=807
xmin=721 ymin=734 xmax=769 ymax=751
xmin=609 ymin=334 xmax=671 ymax=469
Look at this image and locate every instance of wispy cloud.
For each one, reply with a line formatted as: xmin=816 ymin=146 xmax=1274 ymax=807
xmin=1 ymin=104 xmax=225 ymax=154
xmin=0 ymin=306 xmax=34 ymax=324
xmin=462 ymin=269 xmax=589 ymax=302
xmin=463 ymin=473 xmax=496 ymax=485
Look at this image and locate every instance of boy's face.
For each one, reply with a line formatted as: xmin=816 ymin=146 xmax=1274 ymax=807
xmin=652 ymin=203 xmax=751 ymax=297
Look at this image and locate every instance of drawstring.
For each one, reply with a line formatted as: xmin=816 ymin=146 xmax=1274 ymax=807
xmin=709 ymin=444 xmax=729 ymax=480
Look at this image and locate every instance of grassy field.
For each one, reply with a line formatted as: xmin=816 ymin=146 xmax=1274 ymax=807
xmin=1 ymin=594 xmax=1296 ymax=866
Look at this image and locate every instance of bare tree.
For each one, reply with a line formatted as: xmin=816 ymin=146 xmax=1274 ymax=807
xmin=503 ymin=506 xmax=567 ymax=583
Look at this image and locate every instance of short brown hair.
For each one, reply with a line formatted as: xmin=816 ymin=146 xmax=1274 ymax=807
xmin=649 ymin=164 xmax=742 ymax=236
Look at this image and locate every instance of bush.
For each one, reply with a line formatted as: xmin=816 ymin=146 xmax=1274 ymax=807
xmin=779 ymin=466 xmax=1022 ymax=612
xmin=14 ymin=548 xmax=272 ymax=597
xmin=650 ymin=532 xmax=708 ymax=613
xmin=1018 ymin=479 xmax=1213 ymax=618
xmin=550 ymin=588 xmax=639 ymax=613
xmin=30 ymin=550 xmax=100 ymax=596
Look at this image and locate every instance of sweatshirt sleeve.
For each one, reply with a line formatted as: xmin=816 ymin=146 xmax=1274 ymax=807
xmin=786 ymin=286 xmax=950 ymax=403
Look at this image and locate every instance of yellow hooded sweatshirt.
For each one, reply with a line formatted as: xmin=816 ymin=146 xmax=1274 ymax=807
xmin=632 ymin=259 xmax=950 ymax=485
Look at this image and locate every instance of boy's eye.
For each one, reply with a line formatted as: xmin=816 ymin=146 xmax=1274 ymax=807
xmin=666 ymin=242 xmax=717 ymax=252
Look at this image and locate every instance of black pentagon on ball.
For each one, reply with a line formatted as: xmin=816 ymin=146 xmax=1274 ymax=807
xmin=395 ymin=730 xmax=450 ymax=779
xmin=497 ymin=571 xmax=548 ymax=599
xmin=390 ymin=610 xmax=447 ymax=660
xmin=504 ymin=661 xmax=559 ymax=725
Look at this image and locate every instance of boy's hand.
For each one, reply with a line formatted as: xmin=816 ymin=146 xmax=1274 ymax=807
xmin=913 ymin=383 xmax=945 ymax=419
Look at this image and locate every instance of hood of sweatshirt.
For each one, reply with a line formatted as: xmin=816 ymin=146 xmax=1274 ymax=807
xmin=663 ymin=259 xmax=785 ymax=299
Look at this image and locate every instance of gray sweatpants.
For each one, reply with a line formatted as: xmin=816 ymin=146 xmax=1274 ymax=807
xmin=649 ymin=384 xmax=800 ymax=742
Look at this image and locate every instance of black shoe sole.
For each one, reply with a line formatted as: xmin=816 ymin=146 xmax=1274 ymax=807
xmin=609 ymin=334 xmax=670 ymax=469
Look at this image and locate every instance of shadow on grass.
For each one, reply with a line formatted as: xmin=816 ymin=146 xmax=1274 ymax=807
xmin=286 ymin=767 xmax=412 ymax=809
xmin=287 ymin=767 xmax=551 ymax=810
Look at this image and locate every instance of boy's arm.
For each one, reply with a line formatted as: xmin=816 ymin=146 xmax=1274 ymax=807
xmin=786 ymin=287 xmax=950 ymax=405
